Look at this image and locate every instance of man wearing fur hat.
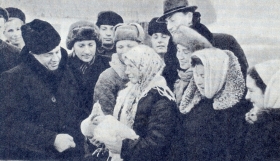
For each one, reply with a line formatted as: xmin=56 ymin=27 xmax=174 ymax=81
xmin=0 ymin=7 xmax=21 ymax=74
xmin=0 ymin=19 xmax=86 ymax=160
xmin=4 ymin=7 xmax=26 ymax=49
xmin=157 ymin=0 xmax=248 ymax=78
xmin=96 ymin=11 xmax=123 ymax=61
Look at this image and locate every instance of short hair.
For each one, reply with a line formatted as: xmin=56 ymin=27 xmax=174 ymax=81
xmin=247 ymin=67 xmax=266 ymax=93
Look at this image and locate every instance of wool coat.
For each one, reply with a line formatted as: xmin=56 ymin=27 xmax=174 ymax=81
xmin=0 ymin=47 xmax=87 ymax=160
xmin=68 ymin=54 xmax=109 ymax=114
xmin=244 ymin=109 xmax=280 ymax=161
xmin=120 ymin=89 xmax=178 ymax=161
xmin=180 ymin=98 xmax=252 ymax=161
xmin=0 ymin=39 xmax=21 ymax=74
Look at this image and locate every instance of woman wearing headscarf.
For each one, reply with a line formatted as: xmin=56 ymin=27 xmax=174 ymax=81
xmin=244 ymin=60 xmax=280 ymax=161
xmin=179 ymin=48 xmax=251 ymax=161
xmin=94 ymin=23 xmax=144 ymax=115
xmin=66 ymin=21 xmax=109 ymax=114
xmin=101 ymin=45 xmax=178 ymax=161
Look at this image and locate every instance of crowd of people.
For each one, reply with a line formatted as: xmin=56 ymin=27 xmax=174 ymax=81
xmin=0 ymin=0 xmax=279 ymax=160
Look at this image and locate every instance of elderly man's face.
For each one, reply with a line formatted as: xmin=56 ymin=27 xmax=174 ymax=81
xmin=165 ymin=12 xmax=193 ymax=35
xmin=32 ymin=46 xmax=62 ymax=71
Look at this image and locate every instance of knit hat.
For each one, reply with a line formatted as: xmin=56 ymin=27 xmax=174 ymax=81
xmin=21 ymin=19 xmax=61 ymax=54
xmin=148 ymin=17 xmax=170 ymax=36
xmin=6 ymin=7 xmax=26 ymax=23
xmin=96 ymin=11 xmax=123 ymax=27
xmin=66 ymin=20 xmax=100 ymax=50
xmin=172 ymin=25 xmax=212 ymax=52
xmin=0 ymin=7 xmax=9 ymax=22
xmin=114 ymin=23 xmax=145 ymax=43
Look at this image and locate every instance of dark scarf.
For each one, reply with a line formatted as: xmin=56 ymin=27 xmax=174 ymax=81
xmin=21 ymin=46 xmax=68 ymax=94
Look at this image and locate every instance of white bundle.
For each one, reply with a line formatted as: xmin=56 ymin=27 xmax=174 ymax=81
xmin=81 ymin=101 xmax=139 ymax=161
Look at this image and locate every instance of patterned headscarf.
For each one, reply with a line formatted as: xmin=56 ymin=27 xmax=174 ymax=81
xmin=179 ymin=48 xmax=245 ymax=114
xmin=113 ymin=45 xmax=175 ymax=127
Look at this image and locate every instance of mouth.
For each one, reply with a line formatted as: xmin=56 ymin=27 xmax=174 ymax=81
xmin=157 ymin=45 xmax=165 ymax=48
xmin=103 ymin=38 xmax=112 ymax=41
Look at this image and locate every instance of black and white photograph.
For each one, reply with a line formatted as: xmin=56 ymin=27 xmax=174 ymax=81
xmin=0 ymin=0 xmax=280 ymax=160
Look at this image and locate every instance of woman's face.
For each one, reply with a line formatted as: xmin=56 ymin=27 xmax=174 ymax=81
xmin=193 ymin=64 xmax=205 ymax=96
xmin=124 ymin=59 xmax=140 ymax=84
xmin=246 ymin=75 xmax=265 ymax=108
xmin=73 ymin=40 xmax=96 ymax=62
xmin=116 ymin=40 xmax=139 ymax=62
xmin=176 ymin=44 xmax=192 ymax=70
xmin=4 ymin=18 xmax=24 ymax=46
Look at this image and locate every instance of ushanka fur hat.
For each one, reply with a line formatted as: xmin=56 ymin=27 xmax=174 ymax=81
xmin=148 ymin=17 xmax=170 ymax=36
xmin=66 ymin=20 xmax=100 ymax=50
xmin=6 ymin=7 xmax=26 ymax=23
xmin=172 ymin=25 xmax=212 ymax=52
xmin=157 ymin=0 xmax=197 ymax=23
xmin=114 ymin=23 xmax=145 ymax=43
xmin=0 ymin=7 xmax=9 ymax=22
xmin=21 ymin=19 xmax=61 ymax=54
xmin=96 ymin=11 xmax=123 ymax=27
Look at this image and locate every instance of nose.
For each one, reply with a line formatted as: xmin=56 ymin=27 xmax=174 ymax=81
xmin=52 ymin=53 xmax=60 ymax=62
xmin=177 ymin=50 xmax=184 ymax=60
xmin=84 ymin=46 xmax=90 ymax=54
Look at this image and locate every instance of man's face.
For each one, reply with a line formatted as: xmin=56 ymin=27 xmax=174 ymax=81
xmin=4 ymin=18 xmax=24 ymax=46
xmin=165 ymin=12 xmax=193 ymax=35
xmin=150 ymin=33 xmax=170 ymax=56
xmin=32 ymin=46 xmax=62 ymax=71
xmin=99 ymin=25 xmax=114 ymax=45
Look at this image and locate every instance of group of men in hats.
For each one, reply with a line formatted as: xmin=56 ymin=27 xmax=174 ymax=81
xmin=0 ymin=0 xmax=248 ymax=160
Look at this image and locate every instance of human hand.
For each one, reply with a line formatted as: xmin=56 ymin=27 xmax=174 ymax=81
xmin=54 ymin=134 xmax=76 ymax=152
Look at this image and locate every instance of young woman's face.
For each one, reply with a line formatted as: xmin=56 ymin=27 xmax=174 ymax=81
xmin=150 ymin=33 xmax=170 ymax=56
xmin=73 ymin=40 xmax=96 ymax=62
xmin=193 ymin=64 xmax=205 ymax=96
xmin=116 ymin=40 xmax=139 ymax=62
xmin=124 ymin=59 xmax=140 ymax=84
xmin=176 ymin=44 xmax=192 ymax=70
xmin=4 ymin=18 xmax=24 ymax=46
xmin=246 ymin=75 xmax=265 ymax=108
xmin=99 ymin=25 xmax=114 ymax=45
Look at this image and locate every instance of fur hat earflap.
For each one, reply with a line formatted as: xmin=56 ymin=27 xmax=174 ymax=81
xmin=114 ymin=23 xmax=145 ymax=43
xmin=66 ymin=20 xmax=100 ymax=50
xmin=172 ymin=25 xmax=212 ymax=52
xmin=21 ymin=19 xmax=61 ymax=54
xmin=0 ymin=7 xmax=9 ymax=22
xmin=6 ymin=7 xmax=26 ymax=23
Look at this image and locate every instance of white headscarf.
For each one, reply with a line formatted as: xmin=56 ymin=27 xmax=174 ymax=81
xmin=254 ymin=60 xmax=280 ymax=109
xmin=179 ymin=48 xmax=245 ymax=114
xmin=113 ymin=45 xmax=175 ymax=127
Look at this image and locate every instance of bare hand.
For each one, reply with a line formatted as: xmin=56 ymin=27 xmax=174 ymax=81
xmin=54 ymin=134 xmax=76 ymax=152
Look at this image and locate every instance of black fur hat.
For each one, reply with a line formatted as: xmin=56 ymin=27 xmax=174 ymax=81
xmin=96 ymin=11 xmax=123 ymax=27
xmin=148 ymin=17 xmax=170 ymax=36
xmin=66 ymin=20 xmax=100 ymax=50
xmin=0 ymin=7 xmax=9 ymax=22
xmin=21 ymin=19 xmax=61 ymax=54
xmin=6 ymin=7 xmax=26 ymax=23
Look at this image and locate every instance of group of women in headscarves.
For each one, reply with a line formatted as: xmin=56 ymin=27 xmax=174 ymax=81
xmin=61 ymin=9 xmax=280 ymax=161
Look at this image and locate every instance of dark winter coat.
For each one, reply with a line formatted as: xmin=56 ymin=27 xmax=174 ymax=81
xmin=181 ymin=98 xmax=251 ymax=161
xmin=0 ymin=47 xmax=87 ymax=160
xmin=120 ymin=89 xmax=178 ymax=161
xmin=68 ymin=54 xmax=109 ymax=114
xmin=244 ymin=109 xmax=280 ymax=161
xmin=0 ymin=39 xmax=21 ymax=74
